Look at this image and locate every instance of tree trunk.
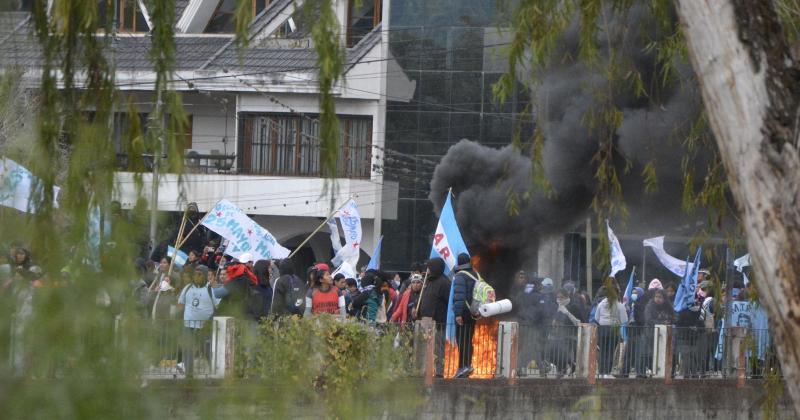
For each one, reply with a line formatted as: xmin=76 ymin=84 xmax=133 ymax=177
xmin=675 ymin=0 xmax=800 ymax=413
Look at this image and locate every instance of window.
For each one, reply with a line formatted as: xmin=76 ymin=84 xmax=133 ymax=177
xmin=347 ymin=0 xmax=381 ymax=47
xmin=96 ymin=0 xmax=149 ymax=32
xmin=205 ymin=0 xmax=269 ymax=33
xmin=238 ymin=114 xmax=372 ymax=178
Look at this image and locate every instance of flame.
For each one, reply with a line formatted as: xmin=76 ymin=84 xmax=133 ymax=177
xmin=443 ymin=318 xmax=499 ymax=379
xmin=470 ymin=318 xmax=498 ymax=378
xmin=444 ymin=341 xmax=459 ymax=378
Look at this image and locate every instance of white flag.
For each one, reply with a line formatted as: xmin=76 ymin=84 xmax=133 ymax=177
xmin=327 ymin=218 xmax=342 ymax=253
xmin=331 ymin=199 xmax=362 ymax=269
xmin=201 ymin=200 xmax=290 ymax=261
xmin=643 ymin=236 xmax=693 ymax=277
xmin=734 ymin=253 xmax=751 ymax=285
xmin=607 ymin=220 xmax=626 ymax=277
xmin=0 ymin=157 xmax=60 ymax=213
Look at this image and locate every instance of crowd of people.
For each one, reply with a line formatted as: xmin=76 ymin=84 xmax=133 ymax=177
xmin=510 ymin=269 xmax=757 ymax=379
xmin=1 ymin=239 xmax=761 ymax=380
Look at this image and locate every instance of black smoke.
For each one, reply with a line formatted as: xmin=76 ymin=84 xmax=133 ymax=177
xmin=429 ymin=5 xmax=715 ymax=295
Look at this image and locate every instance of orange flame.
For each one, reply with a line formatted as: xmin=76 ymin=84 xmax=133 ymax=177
xmin=443 ymin=318 xmax=499 ymax=379
xmin=471 ymin=318 xmax=498 ymax=378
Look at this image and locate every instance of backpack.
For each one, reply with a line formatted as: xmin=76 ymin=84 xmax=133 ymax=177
xmin=286 ymin=275 xmax=306 ymax=315
xmin=462 ymin=271 xmax=496 ymax=315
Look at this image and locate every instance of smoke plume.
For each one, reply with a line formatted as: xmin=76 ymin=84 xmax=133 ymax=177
xmin=429 ymin=5 xmax=714 ymax=294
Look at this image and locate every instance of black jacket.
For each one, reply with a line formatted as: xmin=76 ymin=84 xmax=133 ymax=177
xmin=418 ymin=258 xmax=450 ymax=324
xmin=271 ymin=259 xmax=306 ymax=316
xmin=452 ymin=266 xmax=477 ymax=320
xmin=645 ymin=300 xmax=674 ymax=326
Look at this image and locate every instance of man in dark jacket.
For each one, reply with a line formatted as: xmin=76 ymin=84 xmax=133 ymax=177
xmin=252 ymin=260 xmax=273 ymax=319
xmin=417 ymin=257 xmax=449 ymax=376
xmin=452 ymin=253 xmax=477 ymax=378
xmin=270 ymin=258 xmax=306 ymax=317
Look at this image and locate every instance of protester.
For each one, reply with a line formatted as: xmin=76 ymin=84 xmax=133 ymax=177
xmin=417 ymin=257 xmax=449 ymax=377
xmin=547 ymin=288 xmax=586 ymax=377
xmin=361 ymin=270 xmax=391 ymax=323
xmin=390 ymin=273 xmax=423 ymax=323
xmin=212 ymin=253 xmax=257 ymax=318
xmin=594 ymin=281 xmax=628 ymax=379
xmin=674 ymin=286 xmax=706 ymax=378
xmin=345 ymin=278 xmax=360 ymax=316
xmin=177 ymin=265 xmax=217 ymax=377
xmin=252 ymin=260 xmax=274 ymax=319
xmin=270 ymin=258 xmax=306 ymax=317
xmin=452 ymin=253 xmax=477 ymax=379
xmin=305 ymin=264 xmax=346 ymax=318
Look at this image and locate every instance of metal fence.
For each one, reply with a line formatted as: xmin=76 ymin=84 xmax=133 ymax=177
xmin=117 ymin=318 xmax=218 ymax=379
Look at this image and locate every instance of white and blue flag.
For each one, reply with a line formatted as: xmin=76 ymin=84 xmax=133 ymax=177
xmin=673 ymin=247 xmax=702 ymax=312
xmin=0 ymin=157 xmax=60 ymax=213
xmin=430 ymin=190 xmax=470 ymax=349
xmin=366 ymin=236 xmax=383 ymax=270
xmin=643 ymin=235 xmax=694 ymax=277
xmin=167 ymin=246 xmax=189 ymax=268
xmin=607 ymin=220 xmax=626 ymax=277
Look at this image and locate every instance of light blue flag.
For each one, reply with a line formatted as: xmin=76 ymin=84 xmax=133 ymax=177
xmin=429 ymin=190 xmax=470 ymax=347
xmin=621 ymin=269 xmax=635 ymax=342
xmin=167 ymin=246 xmax=189 ymax=268
xmin=366 ymin=236 xmax=383 ymax=270
xmin=674 ymin=247 xmax=702 ymax=312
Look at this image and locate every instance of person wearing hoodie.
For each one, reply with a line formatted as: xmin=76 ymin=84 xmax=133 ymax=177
xmin=251 ymin=260 xmax=273 ymax=319
xmin=417 ymin=257 xmax=449 ymax=377
xmin=636 ymin=289 xmax=674 ymax=377
xmin=211 ymin=252 xmax=258 ymax=318
xmin=451 ymin=253 xmax=478 ymax=379
xmin=270 ymin=258 xmax=306 ymax=317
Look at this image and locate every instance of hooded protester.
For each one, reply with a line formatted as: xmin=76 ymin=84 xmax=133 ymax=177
xmin=636 ymin=289 xmax=674 ymax=378
xmin=350 ymin=269 xmax=379 ymax=318
xmin=252 ymin=260 xmax=273 ymax=318
xmin=516 ymin=276 xmax=557 ymax=377
xmin=417 ymin=258 xmax=449 ymax=324
xmin=210 ymin=253 xmax=259 ymax=318
xmin=270 ymin=258 xmax=306 ymax=317
xmin=451 ymin=253 xmax=478 ymax=378
xmin=417 ymin=257 xmax=449 ymax=377
xmin=674 ymin=286 xmax=706 ymax=378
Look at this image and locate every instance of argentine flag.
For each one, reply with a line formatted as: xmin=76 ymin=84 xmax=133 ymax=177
xmin=430 ymin=190 xmax=470 ymax=369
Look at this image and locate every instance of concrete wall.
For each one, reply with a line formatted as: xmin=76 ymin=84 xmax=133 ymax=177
xmin=419 ymin=380 xmax=794 ymax=420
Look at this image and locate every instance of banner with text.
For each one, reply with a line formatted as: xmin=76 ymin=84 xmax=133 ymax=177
xmin=201 ymin=200 xmax=289 ymax=261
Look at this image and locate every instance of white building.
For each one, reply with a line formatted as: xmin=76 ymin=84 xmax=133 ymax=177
xmin=1 ymin=0 xmax=412 ymax=267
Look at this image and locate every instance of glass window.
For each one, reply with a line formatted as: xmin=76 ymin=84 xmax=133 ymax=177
xmin=238 ymin=114 xmax=372 ymax=177
xmin=347 ymin=0 xmax=382 ymax=46
xmin=205 ymin=0 xmax=269 ymax=33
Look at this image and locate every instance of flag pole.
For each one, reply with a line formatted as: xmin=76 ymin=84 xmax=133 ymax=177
xmin=413 ymin=268 xmax=431 ymax=319
xmin=176 ymin=201 xmax=219 ymax=249
xmin=288 ymin=198 xmax=352 ymax=259
xmin=151 ymin=205 xmax=190 ymax=320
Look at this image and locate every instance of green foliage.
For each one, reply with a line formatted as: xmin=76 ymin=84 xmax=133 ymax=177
xmin=305 ymin=0 xmax=344 ymax=182
xmin=234 ymin=0 xmax=254 ymax=50
xmin=236 ymin=316 xmax=419 ymax=418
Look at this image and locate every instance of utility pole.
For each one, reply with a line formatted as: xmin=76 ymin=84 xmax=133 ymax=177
xmin=585 ymin=218 xmax=592 ymax=295
xmin=148 ymin=84 xmax=164 ymax=258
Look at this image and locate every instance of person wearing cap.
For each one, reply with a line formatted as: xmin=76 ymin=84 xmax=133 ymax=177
xmin=391 ymin=273 xmax=423 ymax=323
xmin=177 ymin=265 xmax=218 ymax=377
xmin=451 ymin=253 xmax=479 ymax=378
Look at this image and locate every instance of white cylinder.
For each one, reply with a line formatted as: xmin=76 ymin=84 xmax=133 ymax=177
xmin=478 ymin=299 xmax=513 ymax=317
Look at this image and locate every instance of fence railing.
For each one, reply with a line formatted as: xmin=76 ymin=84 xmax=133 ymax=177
xmin=10 ymin=316 xmax=778 ymax=383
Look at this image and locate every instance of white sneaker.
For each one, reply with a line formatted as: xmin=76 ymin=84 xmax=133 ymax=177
xmin=600 ymin=374 xmax=614 ymax=379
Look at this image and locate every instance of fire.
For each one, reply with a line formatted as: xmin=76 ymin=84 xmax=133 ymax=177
xmin=470 ymin=318 xmax=498 ymax=378
xmin=443 ymin=318 xmax=499 ymax=379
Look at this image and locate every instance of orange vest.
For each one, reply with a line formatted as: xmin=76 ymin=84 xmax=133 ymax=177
xmin=312 ymin=287 xmax=340 ymax=314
